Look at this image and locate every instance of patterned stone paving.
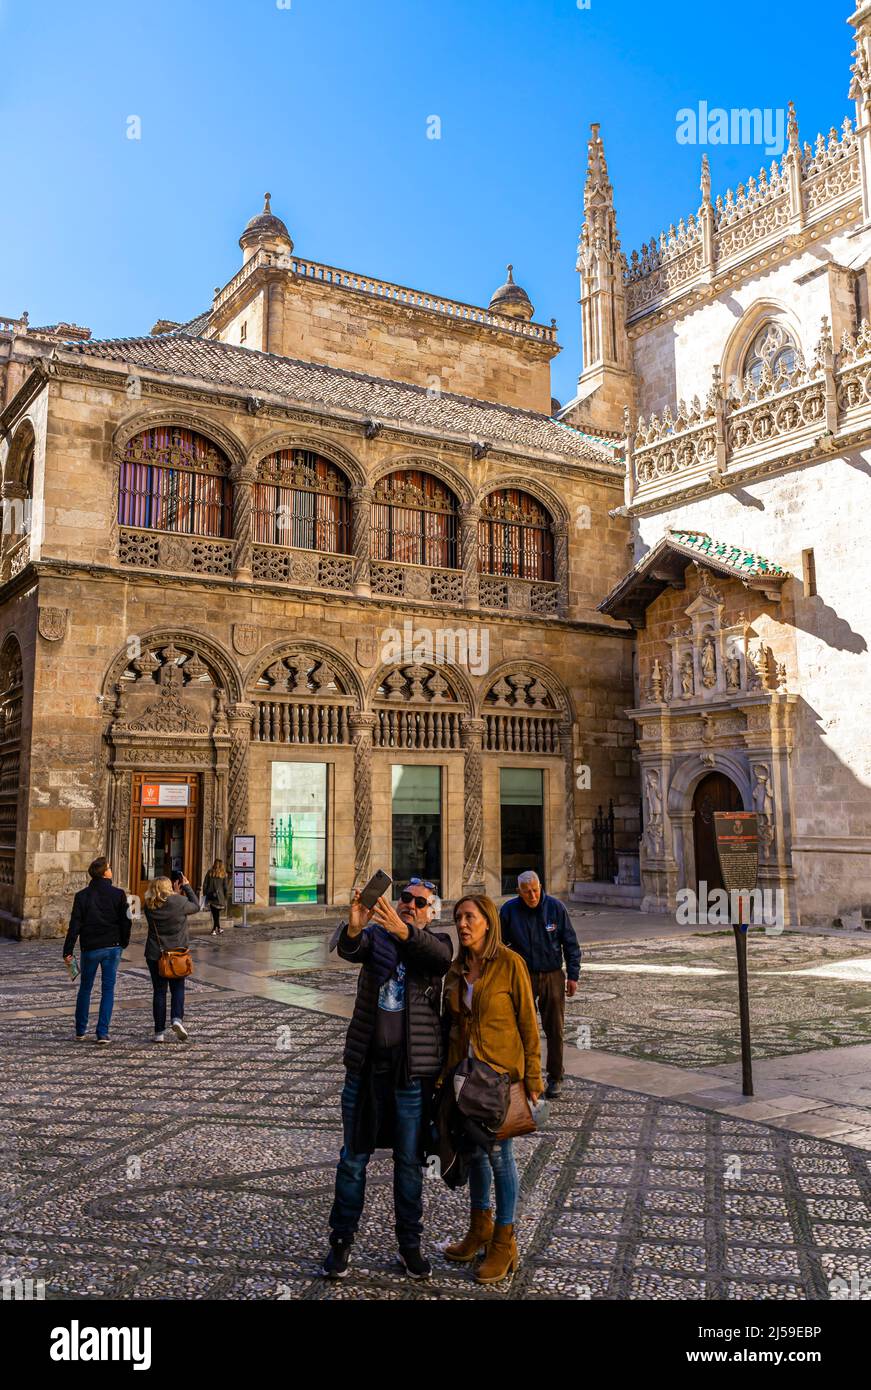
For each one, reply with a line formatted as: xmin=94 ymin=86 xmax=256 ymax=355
xmin=2 ymin=942 xmax=871 ymax=1301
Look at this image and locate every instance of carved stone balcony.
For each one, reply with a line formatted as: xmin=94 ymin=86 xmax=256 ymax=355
xmin=370 ymin=560 xmax=464 ymax=605
xmin=252 ymin=543 xmax=354 ymax=592
xmin=118 ymin=527 xmax=234 ymax=577
xmin=478 ymin=573 xmax=560 ymax=615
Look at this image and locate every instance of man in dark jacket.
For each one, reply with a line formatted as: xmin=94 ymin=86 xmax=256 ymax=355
xmin=63 ymin=857 xmax=132 ymax=1044
xmin=500 ymin=871 xmax=581 ymax=1100
xmin=322 ymin=877 xmax=452 ymax=1282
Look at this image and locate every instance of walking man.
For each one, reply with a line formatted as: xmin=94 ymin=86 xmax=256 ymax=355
xmin=499 ymin=871 xmax=580 ymax=1099
xmin=63 ymin=857 xmax=132 ymax=1044
xmin=322 ymin=876 xmax=452 ymax=1280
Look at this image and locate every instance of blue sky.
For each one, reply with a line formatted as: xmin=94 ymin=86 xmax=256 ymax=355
xmin=0 ymin=0 xmax=852 ymax=406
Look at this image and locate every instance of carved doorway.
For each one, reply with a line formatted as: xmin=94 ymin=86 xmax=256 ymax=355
xmin=129 ymin=774 xmax=200 ymax=902
xmin=692 ymin=772 xmax=742 ymax=893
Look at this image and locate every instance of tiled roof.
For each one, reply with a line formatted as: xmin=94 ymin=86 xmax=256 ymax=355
xmin=598 ymin=528 xmax=790 ymax=626
xmin=63 ymin=333 xmax=619 ymax=467
xmin=666 ymin=529 xmax=788 ymax=577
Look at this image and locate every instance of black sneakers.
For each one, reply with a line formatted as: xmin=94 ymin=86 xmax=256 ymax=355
xmin=322 ymin=1238 xmax=352 ymax=1279
xmin=545 ymin=1078 xmax=563 ymax=1099
xmin=397 ymin=1246 xmax=431 ymax=1279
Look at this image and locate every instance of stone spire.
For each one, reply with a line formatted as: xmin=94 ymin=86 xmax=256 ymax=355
xmin=849 ymin=2 xmax=871 ymax=225
xmin=566 ymin=123 xmax=634 ymax=435
xmin=576 ymin=123 xmax=628 ymax=374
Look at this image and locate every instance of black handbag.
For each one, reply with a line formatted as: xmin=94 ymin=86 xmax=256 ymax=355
xmin=453 ymin=1056 xmax=511 ymax=1131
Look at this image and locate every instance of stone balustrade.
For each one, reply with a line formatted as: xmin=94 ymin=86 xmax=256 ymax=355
xmin=210 ymin=248 xmax=557 ymax=342
xmin=624 ymin=117 xmax=859 ymax=320
xmin=626 ymin=316 xmax=871 ymax=505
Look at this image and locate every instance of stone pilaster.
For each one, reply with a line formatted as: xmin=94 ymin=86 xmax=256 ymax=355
xmin=350 ymin=711 xmax=376 ymax=883
xmin=560 ymin=725 xmax=577 ymax=889
xmin=459 ymin=503 xmax=480 ymax=610
xmin=350 ymin=484 xmax=372 ymax=597
xmin=460 ymin=717 xmax=485 ymax=893
xmin=227 ymin=701 xmax=255 ymax=852
xmin=553 ymin=519 xmax=570 ymax=616
xmin=231 ymin=463 xmax=257 ymax=581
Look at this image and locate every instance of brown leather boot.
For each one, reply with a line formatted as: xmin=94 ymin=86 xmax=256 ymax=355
xmin=443 ymin=1208 xmax=494 ymax=1263
xmin=475 ymin=1223 xmax=518 ymax=1283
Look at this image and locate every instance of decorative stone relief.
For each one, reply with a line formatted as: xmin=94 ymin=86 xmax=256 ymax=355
xmin=752 ymin=762 xmax=776 ymax=859
xmin=642 ymin=769 xmax=664 ymax=858
xmin=38 ymin=608 xmax=67 ymax=641
xmin=232 ymin=624 xmax=258 ymax=656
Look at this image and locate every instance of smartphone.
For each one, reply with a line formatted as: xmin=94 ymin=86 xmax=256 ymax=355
xmin=358 ymin=869 xmax=392 ymax=909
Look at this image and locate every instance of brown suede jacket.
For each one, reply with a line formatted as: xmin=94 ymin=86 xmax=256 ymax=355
xmin=441 ymin=943 xmax=543 ymax=1095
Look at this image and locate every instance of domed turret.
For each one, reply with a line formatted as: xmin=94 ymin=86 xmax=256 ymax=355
xmin=488 ymin=264 xmax=534 ymax=321
xmin=239 ymin=193 xmax=293 ymax=263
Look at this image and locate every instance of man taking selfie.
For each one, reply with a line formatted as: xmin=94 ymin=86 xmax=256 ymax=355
xmin=323 ymin=876 xmax=452 ymax=1281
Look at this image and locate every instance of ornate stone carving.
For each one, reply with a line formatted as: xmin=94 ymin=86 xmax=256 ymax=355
xmin=460 ymin=717 xmax=485 ymax=889
xmin=701 ymin=636 xmax=717 ymax=688
xmin=38 ymin=607 xmax=67 ymax=641
xmin=356 ymin=637 xmax=377 ymax=668
xmin=233 ymin=623 xmax=258 ymax=656
xmin=227 ymin=702 xmax=255 ymax=844
xmin=118 ymin=650 xmax=209 ymax=734
xmin=752 ymin=762 xmax=775 ymax=859
xmin=350 ymin=712 xmax=375 ymax=883
xmin=405 ymin=567 xmax=430 ymax=600
xmin=642 ymin=769 xmax=664 ymax=858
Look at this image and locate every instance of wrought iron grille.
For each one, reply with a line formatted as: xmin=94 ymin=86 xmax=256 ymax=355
xmin=253 ymin=450 xmax=351 ymax=552
xmin=478 ymin=489 xmax=554 ymax=580
xmin=372 ymin=470 xmax=458 ymax=569
xmin=118 ymin=428 xmax=231 ymax=537
xmin=593 ymin=800 xmax=617 ymax=882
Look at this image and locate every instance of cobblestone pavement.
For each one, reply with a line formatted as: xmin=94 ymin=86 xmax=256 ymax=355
xmin=3 ymin=943 xmax=871 ymax=1301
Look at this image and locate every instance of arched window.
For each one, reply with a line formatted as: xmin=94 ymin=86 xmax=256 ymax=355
xmin=118 ymin=427 xmax=232 ymax=538
xmin=373 ymin=471 xmax=458 ymax=569
xmin=478 ymin=489 xmax=554 ymax=581
xmin=253 ymin=449 xmax=350 ymax=553
xmin=741 ymin=322 xmax=799 ymax=387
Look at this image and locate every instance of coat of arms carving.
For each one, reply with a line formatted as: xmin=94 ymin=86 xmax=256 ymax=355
xmin=233 ymin=624 xmax=259 ymax=656
xmin=38 ymin=607 xmax=67 ymax=641
xmin=356 ymin=637 xmax=377 ymax=668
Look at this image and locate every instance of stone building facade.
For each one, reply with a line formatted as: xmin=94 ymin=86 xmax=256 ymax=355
xmin=0 ymin=218 xmax=636 ymax=936
xmin=587 ymin=3 xmax=871 ymax=926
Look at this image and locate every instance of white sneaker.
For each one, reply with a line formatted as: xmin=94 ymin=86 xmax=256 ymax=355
xmin=171 ymin=1019 xmax=189 ymax=1041
xmin=153 ymin=1032 xmax=165 ymax=1043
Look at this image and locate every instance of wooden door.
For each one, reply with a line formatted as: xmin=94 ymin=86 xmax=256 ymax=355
xmin=692 ymin=772 xmax=742 ymax=892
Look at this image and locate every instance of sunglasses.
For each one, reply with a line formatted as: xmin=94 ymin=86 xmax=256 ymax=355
xmin=400 ymin=890 xmax=433 ymax=910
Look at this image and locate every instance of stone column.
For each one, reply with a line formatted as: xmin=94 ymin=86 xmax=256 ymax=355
xmin=459 ymin=503 xmax=480 ymax=610
xmin=553 ymin=519 xmax=569 ymax=616
xmin=231 ymin=463 xmax=257 ymax=582
xmin=227 ymin=702 xmax=255 ymax=853
xmin=350 ymin=712 xmax=376 ymax=884
xmin=460 ymin=717 xmax=486 ymax=893
xmin=560 ymin=725 xmax=577 ymax=891
xmin=350 ymin=484 xmax=373 ymax=597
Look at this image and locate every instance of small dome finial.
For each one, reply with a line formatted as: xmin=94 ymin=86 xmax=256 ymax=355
xmin=263 ymin=192 xmax=272 ymax=212
xmin=506 ymin=263 xmax=514 ymax=281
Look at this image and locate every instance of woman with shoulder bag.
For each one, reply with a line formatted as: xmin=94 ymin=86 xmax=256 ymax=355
xmin=440 ymin=894 xmax=543 ymax=1284
xmin=143 ymin=874 xmax=199 ymax=1043
xmin=202 ymin=858 xmax=228 ymax=936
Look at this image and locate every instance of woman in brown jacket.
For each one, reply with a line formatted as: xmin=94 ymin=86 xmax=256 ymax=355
xmin=441 ymin=894 xmax=543 ymax=1283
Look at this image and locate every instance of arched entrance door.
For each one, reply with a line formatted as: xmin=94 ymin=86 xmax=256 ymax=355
xmin=693 ymin=772 xmax=742 ymax=892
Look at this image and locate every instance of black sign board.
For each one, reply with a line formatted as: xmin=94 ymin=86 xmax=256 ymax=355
xmin=713 ymin=811 xmax=759 ymax=896
xmin=712 ymin=810 xmax=758 ymax=1096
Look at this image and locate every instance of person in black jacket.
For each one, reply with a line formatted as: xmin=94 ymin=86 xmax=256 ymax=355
xmin=143 ymin=873 xmax=199 ymax=1043
xmin=322 ymin=877 xmax=453 ymax=1282
xmin=63 ymin=857 xmax=132 ymax=1044
xmin=499 ymin=871 xmax=581 ymax=1100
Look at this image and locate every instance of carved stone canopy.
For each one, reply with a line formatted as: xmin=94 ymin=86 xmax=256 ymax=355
xmin=598 ymin=530 xmax=790 ymax=629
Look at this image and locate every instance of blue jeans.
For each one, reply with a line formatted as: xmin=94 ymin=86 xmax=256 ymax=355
xmin=147 ymin=959 xmax=186 ymax=1033
xmin=329 ymin=1069 xmax=424 ymax=1247
xmin=75 ymin=947 xmax=122 ymax=1039
xmin=469 ymin=1138 xmax=518 ymax=1225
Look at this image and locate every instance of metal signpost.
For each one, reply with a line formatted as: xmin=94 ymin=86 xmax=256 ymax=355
xmin=713 ymin=811 xmax=759 ymax=1096
xmin=233 ymin=834 xmax=256 ymax=928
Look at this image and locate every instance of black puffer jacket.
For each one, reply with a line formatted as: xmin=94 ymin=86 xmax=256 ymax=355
xmin=336 ymin=922 xmax=453 ymax=1078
